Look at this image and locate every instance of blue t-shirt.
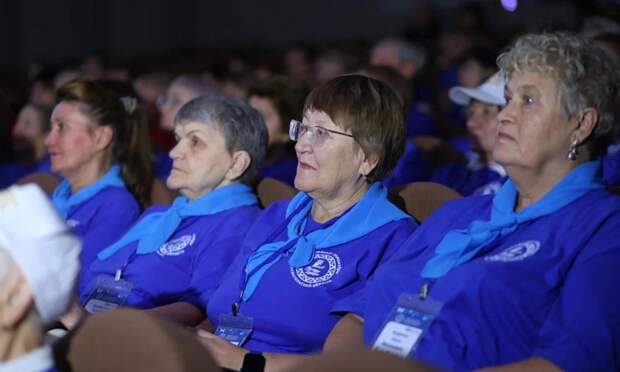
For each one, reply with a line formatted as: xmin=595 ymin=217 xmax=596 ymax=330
xmin=333 ymin=189 xmax=620 ymax=371
xmin=0 ymin=155 xmax=53 ymax=189
xmin=603 ymin=142 xmax=620 ymax=186
xmin=431 ymin=154 xmax=507 ymax=196
xmin=405 ymin=101 xmax=436 ymax=137
xmin=65 ymin=186 xmax=141 ymax=284
xmin=259 ymin=157 xmax=298 ymax=187
xmin=206 ymin=199 xmax=417 ymax=354
xmin=80 ymin=204 xmax=262 ymax=310
xmin=384 ymin=141 xmax=432 ymax=189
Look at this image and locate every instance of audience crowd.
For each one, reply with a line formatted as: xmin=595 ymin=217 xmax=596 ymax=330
xmin=0 ymin=5 xmax=619 ymax=372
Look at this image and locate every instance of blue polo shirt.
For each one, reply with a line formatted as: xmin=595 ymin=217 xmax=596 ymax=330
xmin=65 ymin=186 xmax=141 ymax=279
xmin=603 ymin=142 xmax=620 ymax=186
xmin=384 ymin=141 xmax=432 ymax=189
xmin=431 ymin=154 xmax=507 ymax=196
xmin=206 ymin=199 xmax=417 ymax=354
xmin=80 ymin=204 xmax=262 ymax=310
xmin=333 ymin=189 xmax=620 ymax=371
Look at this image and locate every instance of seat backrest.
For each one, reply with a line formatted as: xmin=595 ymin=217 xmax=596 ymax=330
xmin=412 ymin=135 xmax=466 ymax=168
xmin=64 ymin=308 xmax=218 ymax=372
xmin=15 ymin=172 xmax=60 ymax=193
xmin=256 ymin=177 xmax=297 ymax=208
xmin=394 ymin=181 xmax=462 ymax=223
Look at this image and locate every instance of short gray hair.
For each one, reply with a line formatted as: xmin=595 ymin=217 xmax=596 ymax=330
xmin=498 ymin=31 xmax=620 ymax=158
xmin=372 ymin=38 xmax=427 ymax=69
xmin=174 ymin=95 xmax=268 ymax=185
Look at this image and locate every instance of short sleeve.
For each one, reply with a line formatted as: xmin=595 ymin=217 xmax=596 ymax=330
xmin=532 ymin=225 xmax=620 ymax=371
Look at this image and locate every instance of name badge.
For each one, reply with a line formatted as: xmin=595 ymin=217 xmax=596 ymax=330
xmin=215 ymin=313 xmax=253 ymax=347
xmin=372 ymin=292 xmax=442 ymax=358
xmin=84 ymin=274 xmax=133 ymax=314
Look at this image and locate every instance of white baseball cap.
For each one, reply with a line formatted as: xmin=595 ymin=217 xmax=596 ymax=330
xmin=449 ymin=72 xmax=506 ymax=106
xmin=0 ymin=184 xmax=81 ymax=324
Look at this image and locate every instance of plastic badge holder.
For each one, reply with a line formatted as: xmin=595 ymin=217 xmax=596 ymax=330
xmin=372 ymin=292 xmax=443 ymax=358
xmin=83 ymin=274 xmax=133 ymax=314
xmin=216 ymin=313 xmax=254 ymax=347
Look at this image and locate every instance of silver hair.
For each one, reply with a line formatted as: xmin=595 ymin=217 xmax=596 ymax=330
xmin=372 ymin=38 xmax=427 ymax=70
xmin=173 ymin=95 xmax=268 ymax=185
xmin=497 ymin=31 xmax=620 ymax=158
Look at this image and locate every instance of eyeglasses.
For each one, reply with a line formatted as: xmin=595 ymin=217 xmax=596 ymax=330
xmin=289 ymin=119 xmax=354 ymax=147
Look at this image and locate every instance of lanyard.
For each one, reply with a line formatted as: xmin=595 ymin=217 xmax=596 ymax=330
xmin=114 ymin=250 xmax=139 ymax=281
xmin=232 ymin=198 xmax=342 ymax=315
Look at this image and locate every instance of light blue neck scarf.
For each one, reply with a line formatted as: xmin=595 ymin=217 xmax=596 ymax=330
xmin=97 ymin=183 xmax=258 ymax=260
xmin=51 ymin=164 xmax=125 ymax=219
xmin=242 ymin=182 xmax=412 ymax=301
xmin=421 ymin=160 xmax=605 ymax=279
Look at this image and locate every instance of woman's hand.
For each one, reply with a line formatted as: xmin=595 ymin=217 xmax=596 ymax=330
xmin=196 ymin=329 xmax=248 ymax=370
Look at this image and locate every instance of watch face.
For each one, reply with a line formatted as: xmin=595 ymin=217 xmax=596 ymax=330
xmin=242 ymin=352 xmax=266 ymax=372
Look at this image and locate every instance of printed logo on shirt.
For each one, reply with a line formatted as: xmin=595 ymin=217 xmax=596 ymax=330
xmin=156 ymin=234 xmax=196 ymax=257
xmin=291 ymin=251 xmax=342 ymax=288
xmin=484 ymin=240 xmax=541 ymax=262
xmin=66 ymin=219 xmax=80 ymax=228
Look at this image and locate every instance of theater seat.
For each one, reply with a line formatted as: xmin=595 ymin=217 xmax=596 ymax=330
xmin=392 ymin=182 xmax=462 ymax=223
xmin=61 ymin=308 xmax=218 ymax=372
xmin=256 ymin=177 xmax=297 ymax=208
xmin=412 ymin=135 xmax=466 ymax=168
xmin=15 ymin=172 xmax=60 ymax=193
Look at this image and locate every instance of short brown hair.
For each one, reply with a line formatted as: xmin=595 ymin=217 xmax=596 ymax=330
xmin=303 ymin=74 xmax=405 ymax=181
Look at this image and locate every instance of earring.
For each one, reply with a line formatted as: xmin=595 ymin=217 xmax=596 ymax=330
xmin=567 ymin=138 xmax=579 ymax=161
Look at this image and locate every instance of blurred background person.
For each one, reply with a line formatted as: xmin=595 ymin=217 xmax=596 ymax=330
xmin=431 ymin=72 xmax=507 ymax=196
xmin=0 ymin=183 xmax=80 ymax=372
xmin=247 ymin=76 xmax=307 ymax=186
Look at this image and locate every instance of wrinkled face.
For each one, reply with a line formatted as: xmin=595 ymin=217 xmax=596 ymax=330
xmin=45 ymin=102 xmax=105 ymax=179
xmin=167 ymin=121 xmax=234 ymax=200
xmin=493 ymin=71 xmax=574 ymax=174
xmin=248 ymin=95 xmax=286 ymax=147
xmin=466 ymin=100 xmax=501 ymax=158
xmin=159 ymin=83 xmax=196 ymax=131
xmin=294 ymin=110 xmax=367 ymax=201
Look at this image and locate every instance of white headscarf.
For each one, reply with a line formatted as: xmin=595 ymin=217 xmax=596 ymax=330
xmin=0 ymin=184 xmax=81 ymax=324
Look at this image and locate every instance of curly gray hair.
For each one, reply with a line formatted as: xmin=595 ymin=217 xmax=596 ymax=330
xmin=497 ymin=31 xmax=620 ymax=158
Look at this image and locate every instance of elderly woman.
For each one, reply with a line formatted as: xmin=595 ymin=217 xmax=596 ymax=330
xmin=327 ymin=32 xmax=620 ymax=371
xmin=154 ymin=74 xmax=221 ymax=180
xmin=197 ymin=75 xmax=417 ymax=370
xmin=45 ymin=80 xmax=153 ymax=281
xmin=76 ymin=95 xmax=267 ymax=327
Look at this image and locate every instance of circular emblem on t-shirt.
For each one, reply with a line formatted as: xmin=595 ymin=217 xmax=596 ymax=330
xmin=156 ymin=234 xmax=196 ymax=257
xmin=484 ymin=240 xmax=541 ymax=262
xmin=291 ymin=250 xmax=342 ymax=288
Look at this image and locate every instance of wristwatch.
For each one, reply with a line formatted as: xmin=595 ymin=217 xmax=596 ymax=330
xmin=241 ymin=352 xmax=266 ymax=372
